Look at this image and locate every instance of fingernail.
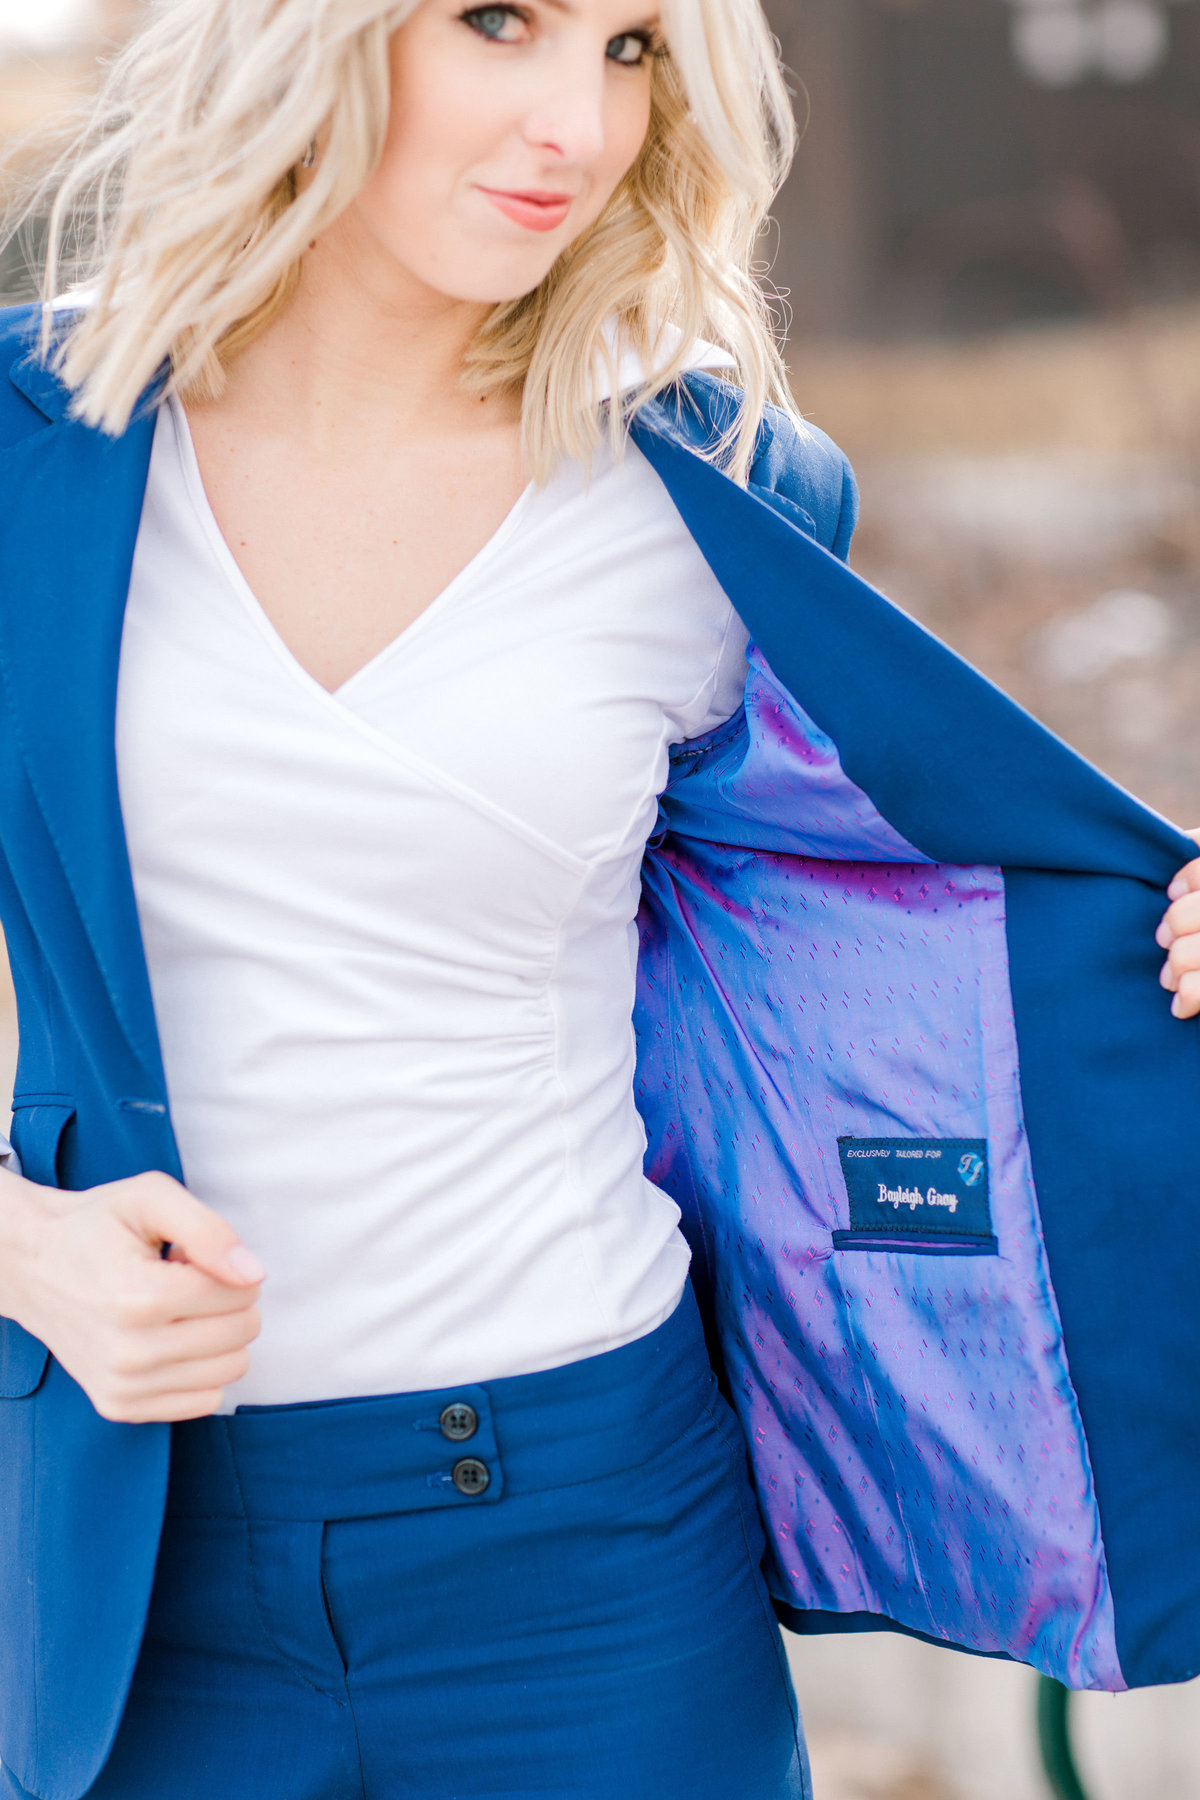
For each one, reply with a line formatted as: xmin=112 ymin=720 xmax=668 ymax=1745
xmin=226 ymin=1245 xmax=266 ymax=1283
xmin=1172 ymin=994 xmax=1184 ymax=1018
xmin=1156 ymin=922 xmax=1173 ymax=948
xmin=1169 ymin=879 xmax=1187 ymax=900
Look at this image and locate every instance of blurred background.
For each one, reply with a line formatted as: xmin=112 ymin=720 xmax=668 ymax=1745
xmin=1 ymin=3 xmax=1198 ymax=1797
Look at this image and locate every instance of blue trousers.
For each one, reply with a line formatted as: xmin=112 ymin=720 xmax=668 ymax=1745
xmin=15 ymin=1288 xmax=809 ymax=1798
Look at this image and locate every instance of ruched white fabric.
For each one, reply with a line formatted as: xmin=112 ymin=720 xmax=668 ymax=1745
xmin=115 ymin=379 xmax=748 ymax=1407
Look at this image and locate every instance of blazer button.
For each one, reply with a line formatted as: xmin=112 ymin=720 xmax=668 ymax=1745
xmin=439 ymin=1402 xmax=479 ymax=1443
xmin=451 ymin=1457 xmax=491 ymax=1497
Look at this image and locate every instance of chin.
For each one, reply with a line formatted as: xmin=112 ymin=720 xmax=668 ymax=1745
xmin=425 ymin=256 xmax=564 ymax=308
xmin=399 ymin=220 xmax=575 ymax=307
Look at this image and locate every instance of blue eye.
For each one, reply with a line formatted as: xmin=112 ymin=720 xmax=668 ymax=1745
xmin=606 ymin=31 xmax=654 ymax=65
xmin=462 ymin=5 xmax=525 ymax=42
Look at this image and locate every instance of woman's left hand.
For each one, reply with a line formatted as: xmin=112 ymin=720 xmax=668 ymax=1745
xmin=1157 ymin=830 xmax=1200 ymax=1018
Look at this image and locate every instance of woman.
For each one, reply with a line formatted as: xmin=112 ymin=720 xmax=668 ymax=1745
xmin=0 ymin=0 xmax=1199 ymax=1795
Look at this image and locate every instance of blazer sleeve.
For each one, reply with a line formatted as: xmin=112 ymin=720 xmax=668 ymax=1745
xmin=749 ymin=406 xmax=860 ymax=563
xmin=662 ymin=372 xmax=859 ymax=564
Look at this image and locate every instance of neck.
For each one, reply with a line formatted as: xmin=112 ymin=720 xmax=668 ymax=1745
xmin=207 ymin=208 xmax=517 ymax=451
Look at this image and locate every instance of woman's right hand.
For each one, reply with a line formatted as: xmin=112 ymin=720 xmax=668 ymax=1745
xmin=0 ymin=1169 xmax=264 ymax=1423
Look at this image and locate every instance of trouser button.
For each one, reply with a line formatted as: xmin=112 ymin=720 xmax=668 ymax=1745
xmin=451 ymin=1457 xmax=491 ymax=1497
xmin=439 ymin=1402 xmax=479 ymax=1442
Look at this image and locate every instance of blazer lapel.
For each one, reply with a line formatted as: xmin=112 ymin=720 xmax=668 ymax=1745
xmin=0 ymin=351 xmax=167 ymax=1091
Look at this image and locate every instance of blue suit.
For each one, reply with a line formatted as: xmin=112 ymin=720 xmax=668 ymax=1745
xmin=0 ymin=302 xmax=1196 ymax=1800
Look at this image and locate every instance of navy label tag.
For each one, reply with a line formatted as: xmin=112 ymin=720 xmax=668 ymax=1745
xmin=834 ymin=1138 xmax=997 ymax=1255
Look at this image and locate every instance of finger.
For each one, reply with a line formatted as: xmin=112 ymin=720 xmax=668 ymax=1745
xmin=1167 ymin=855 xmax=1200 ymax=901
xmin=118 ymin=1347 xmax=252 ymax=1401
xmin=1167 ymin=937 xmax=1200 ymax=981
xmin=151 ymin=1261 xmax=265 ymax=1324
xmin=1158 ymin=891 xmax=1200 ymax=945
xmin=121 ymin=1307 xmax=262 ymax=1374
xmin=110 ymin=1178 xmax=265 ymax=1288
xmin=1172 ymin=970 xmax=1200 ymax=1020
xmin=98 ymin=1387 xmax=228 ymax=1426
xmin=104 ymin=1259 xmax=263 ymax=1336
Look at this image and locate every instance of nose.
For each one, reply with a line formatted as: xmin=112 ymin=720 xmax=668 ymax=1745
xmin=522 ymin=49 xmax=607 ymax=165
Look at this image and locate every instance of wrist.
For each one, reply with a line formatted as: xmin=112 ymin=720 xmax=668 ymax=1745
xmin=0 ymin=1169 xmax=68 ymax=1327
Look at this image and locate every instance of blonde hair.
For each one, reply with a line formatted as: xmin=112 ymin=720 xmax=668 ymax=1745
xmin=23 ymin=0 xmax=800 ymax=481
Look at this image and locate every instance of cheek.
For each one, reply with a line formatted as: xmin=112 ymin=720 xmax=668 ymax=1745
xmin=368 ymin=40 xmax=490 ymax=219
xmin=595 ymin=85 xmax=653 ymax=208
xmin=349 ymin=45 xmax=520 ymax=293
xmin=345 ymin=56 xmax=560 ymax=301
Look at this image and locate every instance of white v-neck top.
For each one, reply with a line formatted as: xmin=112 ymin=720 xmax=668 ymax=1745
xmin=115 ymin=390 xmax=749 ymax=1408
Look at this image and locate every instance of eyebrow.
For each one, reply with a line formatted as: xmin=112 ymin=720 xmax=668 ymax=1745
xmin=538 ymin=0 xmax=662 ymax=23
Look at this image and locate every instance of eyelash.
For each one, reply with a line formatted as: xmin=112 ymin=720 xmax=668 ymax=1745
xmin=459 ymin=5 xmax=666 ymax=66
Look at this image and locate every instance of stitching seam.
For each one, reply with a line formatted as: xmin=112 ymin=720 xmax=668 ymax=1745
xmin=222 ymin=1438 xmax=347 ymax=1707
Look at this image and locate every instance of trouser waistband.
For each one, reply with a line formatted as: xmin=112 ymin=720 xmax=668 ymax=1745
xmin=166 ymin=1284 xmax=713 ymax=1522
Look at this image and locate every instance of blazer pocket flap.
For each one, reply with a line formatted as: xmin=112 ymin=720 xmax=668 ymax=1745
xmin=0 ymin=1316 xmax=50 ymax=1398
xmin=9 ymin=1100 xmax=76 ymax=1189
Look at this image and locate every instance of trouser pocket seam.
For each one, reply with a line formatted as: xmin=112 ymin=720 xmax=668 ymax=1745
xmin=222 ymin=1441 xmax=349 ymax=1706
xmin=240 ymin=1517 xmax=342 ymax=1702
xmin=318 ymin=1523 xmax=350 ymax=1682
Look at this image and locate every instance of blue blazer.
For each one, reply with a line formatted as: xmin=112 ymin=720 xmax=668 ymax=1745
xmin=0 ymin=301 xmax=1198 ymax=1800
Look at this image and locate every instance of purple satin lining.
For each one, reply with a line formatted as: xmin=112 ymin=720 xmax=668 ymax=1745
xmin=634 ymin=645 xmax=1123 ymax=1691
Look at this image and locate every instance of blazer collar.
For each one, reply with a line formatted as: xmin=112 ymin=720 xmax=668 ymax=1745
xmin=9 ymin=342 xmax=73 ymax=423
xmin=0 ymin=345 xmax=167 ymax=1092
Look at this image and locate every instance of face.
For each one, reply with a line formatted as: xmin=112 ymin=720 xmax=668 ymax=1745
xmin=346 ymin=0 xmax=663 ymax=305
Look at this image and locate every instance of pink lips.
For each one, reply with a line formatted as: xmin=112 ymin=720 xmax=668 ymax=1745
xmin=478 ymin=186 xmax=574 ymax=233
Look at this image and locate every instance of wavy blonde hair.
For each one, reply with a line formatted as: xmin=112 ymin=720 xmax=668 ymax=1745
xmin=23 ymin=0 xmax=800 ymax=481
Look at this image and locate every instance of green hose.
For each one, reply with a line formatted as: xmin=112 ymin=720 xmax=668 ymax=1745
xmin=1036 ymin=1677 xmax=1092 ymax=1800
